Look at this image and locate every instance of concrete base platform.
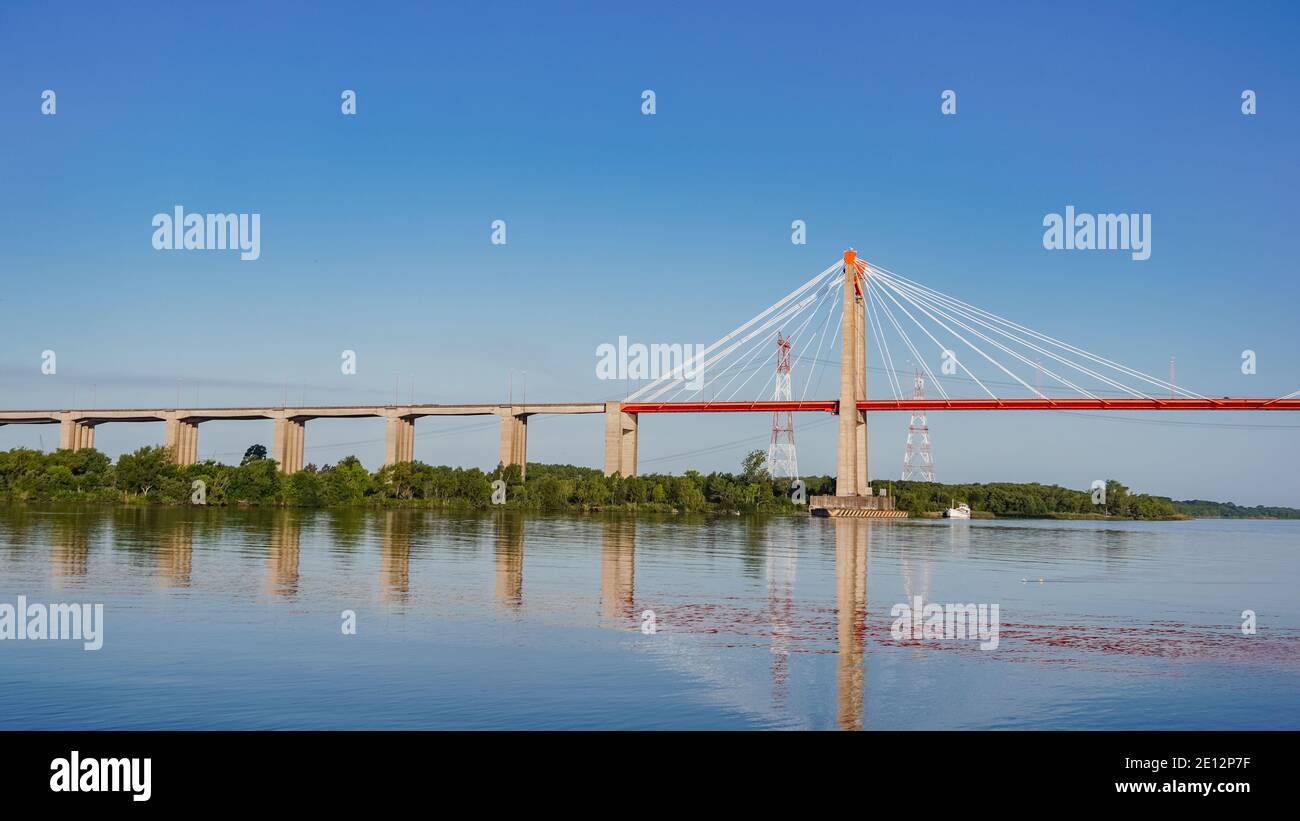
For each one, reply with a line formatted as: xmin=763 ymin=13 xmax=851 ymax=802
xmin=809 ymin=494 xmax=908 ymax=518
xmin=813 ymin=507 xmax=909 ymax=518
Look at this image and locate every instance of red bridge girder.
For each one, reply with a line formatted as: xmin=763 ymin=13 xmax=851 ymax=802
xmin=621 ymin=398 xmax=1300 ymax=413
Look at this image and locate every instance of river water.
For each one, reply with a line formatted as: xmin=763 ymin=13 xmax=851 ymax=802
xmin=0 ymin=506 xmax=1296 ymax=729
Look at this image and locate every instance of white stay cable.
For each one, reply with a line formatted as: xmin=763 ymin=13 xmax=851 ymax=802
xmin=642 ymin=280 xmax=828 ymax=402
xmin=804 ymin=311 xmax=844 ymax=401
xmin=867 ymin=262 xmax=1206 ymax=399
xmin=679 ymin=273 xmax=837 ymax=405
xmin=878 ymin=270 xmax=1150 ymax=399
xmin=866 ymin=275 xmax=950 ymax=400
xmin=718 ymin=280 xmax=832 ymax=403
xmin=873 ymin=274 xmax=996 ymax=398
xmin=662 ymin=312 xmax=781 ymax=404
xmin=878 ymin=275 xmax=1045 ymax=399
xmin=865 ymin=273 xmax=902 ymax=399
xmin=707 ymin=275 xmax=837 ymax=405
xmin=881 ymin=274 xmax=1102 ymax=399
xmin=797 ymin=275 xmax=843 ymax=402
xmin=872 ymin=274 xmax=1026 ymax=399
xmin=626 ymin=259 xmax=842 ymax=402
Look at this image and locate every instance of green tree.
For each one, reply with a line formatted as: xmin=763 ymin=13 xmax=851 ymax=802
xmin=1103 ymin=479 xmax=1129 ymax=516
xmin=376 ymin=461 xmax=429 ymax=500
xmin=677 ymin=478 xmax=708 ymax=511
xmin=285 ymin=470 xmax=325 ymax=507
xmin=115 ymin=446 xmax=177 ymax=498
xmin=228 ymin=458 xmax=282 ymax=504
xmin=741 ymin=449 xmax=769 ymax=482
xmin=534 ymin=476 xmax=570 ymax=511
xmin=48 ymin=447 xmax=112 ymax=492
xmin=0 ymin=448 xmax=53 ymax=500
xmin=576 ymin=474 xmax=610 ymax=507
xmin=242 ymin=444 xmax=268 ymax=465
xmin=323 ymin=456 xmax=372 ymax=505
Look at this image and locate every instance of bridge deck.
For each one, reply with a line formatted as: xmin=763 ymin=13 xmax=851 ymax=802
xmin=0 ymin=402 xmax=607 ymax=423
xmin=620 ymin=398 xmax=1300 ymax=413
xmin=3 ymin=398 xmax=1297 ymax=424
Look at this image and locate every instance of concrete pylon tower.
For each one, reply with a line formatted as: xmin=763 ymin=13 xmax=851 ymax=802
xmin=836 ymin=249 xmax=868 ymax=496
xmin=766 ymin=333 xmax=799 ymax=478
xmin=901 ymin=369 xmax=935 ymax=482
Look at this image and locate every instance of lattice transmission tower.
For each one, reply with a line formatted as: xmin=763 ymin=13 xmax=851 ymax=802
xmin=766 ymin=333 xmax=799 ymax=478
xmin=901 ymin=369 xmax=935 ymax=482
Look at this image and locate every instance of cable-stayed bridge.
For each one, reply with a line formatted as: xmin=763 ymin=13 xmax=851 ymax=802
xmin=619 ymin=249 xmax=1299 ymax=509
xmin=3 ymin=250 xmax=1297 ymax=498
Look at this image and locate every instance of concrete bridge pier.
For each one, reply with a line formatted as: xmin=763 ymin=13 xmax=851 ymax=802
xmin=382 ymin=414 xmax=414 ymax=467
xmin=163 ymin=417 xmax=199 ymax=465
xmin=383 ymin=414 xmax=414 ymax=466
xmin=496 ymin=409 xmax=528 ymax=479
xmin=273 ymin=416 xmax=306 ymax=473
xmin=58 ymin=418 xmax=97 ymax=452
xmin=603 ymin=402 xmax=638 ymax=477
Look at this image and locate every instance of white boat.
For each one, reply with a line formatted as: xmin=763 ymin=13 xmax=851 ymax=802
xmin=944 ymin=502 xmax=971 ymax=520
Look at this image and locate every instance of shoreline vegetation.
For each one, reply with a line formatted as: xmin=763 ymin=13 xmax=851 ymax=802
xmin=0 ymin=445 xmax=1295 ymax=520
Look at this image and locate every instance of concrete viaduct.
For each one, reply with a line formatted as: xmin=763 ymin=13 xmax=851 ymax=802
xmin=0 ymin=402 xmax=642 ymax=478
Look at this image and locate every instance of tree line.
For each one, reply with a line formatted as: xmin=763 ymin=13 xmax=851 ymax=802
xmin=1167 ymin=498 xmax=1300 ymax=519
xmin=0 ymin=445 xmax=799 ymax=512
xmin=0 ymin=445 xmax=1235 ymax=519
xmin=887 ymin=478 xmax=1183 ymax=519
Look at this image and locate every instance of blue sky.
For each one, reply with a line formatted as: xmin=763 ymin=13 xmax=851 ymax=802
xmin=1 ymin=1 xmax=1298 ymax=504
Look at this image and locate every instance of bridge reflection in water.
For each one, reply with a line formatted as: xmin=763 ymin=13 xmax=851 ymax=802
xmin=834 ymin=518 xmax=869 ymax=731
xmin=50 ymin=514 xmax=92 ymax=578
xmin=6 ymin=507 xmax=1292 ymax=730
xmin=157 ymin=520 xmax=193 ymax=588
xmin=476 ymin=513 xmax=873 ymax=730
xmin=494 ymin=513 xmax=523 ymax=608
xmin=599 ymin=519 xmax=636 ymax=624
xmin=265 ymin=512 xmax=301 ymax=598
xmin=767 ymin=538 xmax=796 ymax=713
xmin=275 ymin=511 xmax=872 ymax=728
xmin=380 ymin=512 xmax=411 ymax=604
xmin=27 ymin=508 xmax=880 ymax=729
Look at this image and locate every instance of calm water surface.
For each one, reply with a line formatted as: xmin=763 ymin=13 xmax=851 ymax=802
xmin=1 ymin=506 xmax=1296 ymax=729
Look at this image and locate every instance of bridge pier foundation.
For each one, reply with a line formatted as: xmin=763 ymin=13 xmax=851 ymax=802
xmin=382 ymin=415 xmax=414 ymax=467
xmin=496 ymin=411 xmax=528 ymax=479
xmin=603 ymin=402 xmax=638 ymax=477
xmin=163 ymin=418 xmax=199 ymax=465
xmin=273 ymin=416 xmax=305 ymax=473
